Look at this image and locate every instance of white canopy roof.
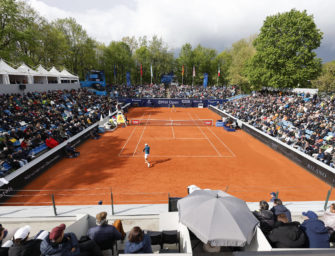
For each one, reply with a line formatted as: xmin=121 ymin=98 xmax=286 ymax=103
xmin=49 ymin=66 xmax=62 ymax=76
xmin=16 ymin=63 xmax=39 ymax=75
xmin=60 ymin=69 xmax=78 ymax=79
xmin=36 ymin=65 xmax=52 ymax=76
xmin=0 ymin=59 xmax=19 ymax=75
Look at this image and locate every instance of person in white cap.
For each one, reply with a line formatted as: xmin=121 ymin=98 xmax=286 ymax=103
xmin=8 ymin=225 xmax=41 ymax=256
xmin=142 ymin=143 xmax=151 ymax=167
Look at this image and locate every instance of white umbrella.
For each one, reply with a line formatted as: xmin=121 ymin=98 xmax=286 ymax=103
xmin=177 ymin=190 xmax=259 ymax=247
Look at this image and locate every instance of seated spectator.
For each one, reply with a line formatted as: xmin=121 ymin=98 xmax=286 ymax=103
xmin=301 ymin=211 xmax=329 ymax=248
xmin=0 ymin=224 xmax=9 ymax=246
xmin=271 ymin=199 xmax=292 ymax=222
xmin=323 ymin=203 xmax=335 ymax=241
xmin=64 ymin=143 xmax=80 ymax=158
xmin=87 ymin=211 xmax=124 ymax=251
xmin=90 ymin=129 xmax=100 ymax=140
xmin=268 ymin=213 xmax=307 ymax=248
xmin=45 ymin=135 xmax=59 ymax=149
xmin=253 ymin=200 xmax=275 ymax=236
xmin=8 ymin=225 xmax=41 ymax=256
xmin=124 ymin=226 xmax=152 ymax=254
xmin=40 ymin=223 xmax=102 ymax=256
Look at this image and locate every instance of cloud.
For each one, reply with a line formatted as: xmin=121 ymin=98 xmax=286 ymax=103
xmin=27 ymin=0 xmax=335 ymax=61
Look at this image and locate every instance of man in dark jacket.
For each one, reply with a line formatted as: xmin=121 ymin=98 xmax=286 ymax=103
xmin=301 ymin=211 xmax=330 ymax=248
xmin=40 ymin=223 xmax=102 ymax=256
xmin=9 ymin=225 xmax=41 ymax=256
xmin=268 ymin=213 xmax=307 ymax=248
xmin=253 ymin=200 xmax=275 ymax=236
xmin=87 ymin=212 xmax=123 ymax=251
xmin=270 ymin=199 xmax=292 ymax=222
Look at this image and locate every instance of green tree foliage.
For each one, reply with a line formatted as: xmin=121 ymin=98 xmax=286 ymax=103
xmin=102 ymin=41 xmax=133 ymax=84
xmin=53 ymin=18 xmax=98 ymax=78
xmin=246 ymin=9 xmax=323 ymax=90
xmin=312 ymin=61 xmax=335 ymax=92
xmin=228 ymin=36 xmax=256 ymax=91
xmin=214 ymin=50 xmax=232 ymax=86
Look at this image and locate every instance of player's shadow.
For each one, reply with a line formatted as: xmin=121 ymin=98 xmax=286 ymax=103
xmin=152 ymin=158 xmax=171 ymax=167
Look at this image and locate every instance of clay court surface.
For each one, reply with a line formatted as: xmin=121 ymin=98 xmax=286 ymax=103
xmin=8 ymin=107 xmax=335 ymax=206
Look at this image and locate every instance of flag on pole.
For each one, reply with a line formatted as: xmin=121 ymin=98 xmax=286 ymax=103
xmin=218 ymin=67 xmax=220 ymax=77
xmin=140 ymin=64 xmax=143 ymax=77
xmin=182 ymin=65 xmax=184 ymax=76
xmin=150 ymin=64 xmax=153 ymax=78
xmin=192 ymin=66 xmax=195 ymax=77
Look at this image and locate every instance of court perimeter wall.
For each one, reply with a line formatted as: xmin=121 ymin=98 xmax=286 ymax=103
xmin=0 ymin=104 xmax=130 ymax=203
xmin=209 ymin=105 xmax=335 ymax=187
xmin=117 ymin=98 xmax=225 ymax=107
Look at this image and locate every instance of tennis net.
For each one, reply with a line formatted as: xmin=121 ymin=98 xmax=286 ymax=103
xmin=130 ymin=119 xmax=213 ymax=126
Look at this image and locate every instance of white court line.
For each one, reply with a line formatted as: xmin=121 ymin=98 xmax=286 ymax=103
xmin=118 ymin=113 xmax=145 ymax=156
xmin=188 ymin=112 xmax=222 ymax=157
xmin=170 ymin=118 xmax=175 ymax=139
xmin=132 ymin=113 xmax=151 ymax=156
xmin=152 ymin=137 xmax=207 ymax=140
xmin=194 ymin=113 xmax=236 ymax=157
xmin=119 ymin=155 xmax=233 ymax=158
xmin=118 ymin=126 xmax=137 ymax=156
xmin=207 ymin=127 xmax=236 ymax=157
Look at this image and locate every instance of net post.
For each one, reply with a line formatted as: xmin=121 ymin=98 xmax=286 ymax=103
xmin=51 ymin=194 xmax=57 ymax=216
xmin=111 ymin=189 xmax=115 ymax=215
xmin=324 ymin=187 xmax=332 ymax=211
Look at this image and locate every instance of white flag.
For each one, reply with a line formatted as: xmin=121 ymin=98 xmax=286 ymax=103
xmin=150 ymin=64 xmax=153 ymax=78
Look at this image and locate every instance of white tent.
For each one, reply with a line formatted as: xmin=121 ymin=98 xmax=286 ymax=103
xmin=60 ymin=69 xmax=79 ymax=83
xmin=48 ymin=67 xmax=61 ymax=84
xmin=16 ymin=63 xmax=38 ymax=84
xmin=0 ymin=59 xmax=11 ymax=84
xmin=0 ymin=59 xmax=29 ymax=84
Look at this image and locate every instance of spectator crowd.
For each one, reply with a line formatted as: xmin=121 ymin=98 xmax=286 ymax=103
xmin=0 ymin=89 xmax=116 ymax=175
xmin=221 ymin=91 xmax=335 ymax=168
xmin=253 ymin=197 xmax=335 ymax=248
xmin=109 ymin=84 xmax=236 ymax=99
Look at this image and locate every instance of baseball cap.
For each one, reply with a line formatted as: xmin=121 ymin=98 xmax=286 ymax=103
xmin=270 ymin=192 xmax=276 ymax=197
xmin=302 ymin=211 xmax=318 ymax=220
xmin=49 ymin=224 xmax=66 ymax=240
xmin=14 ymin=225 xmax=31 ymax=240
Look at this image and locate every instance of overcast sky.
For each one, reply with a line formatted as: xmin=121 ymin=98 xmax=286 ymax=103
xmin=26 ymin=0 xmax=335 ymax=62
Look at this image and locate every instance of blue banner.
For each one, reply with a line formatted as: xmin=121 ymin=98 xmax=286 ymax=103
xmin=116 ymin=98 xmax=226 ymax=108
xmin=126 ymin=72 xmax=131 ymax=87
xmin=203 ymin=73 xmax=208 ymax=88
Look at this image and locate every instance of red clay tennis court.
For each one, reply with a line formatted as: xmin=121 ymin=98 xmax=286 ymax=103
xmin=7 ymin=107 xmax=335 ymax=205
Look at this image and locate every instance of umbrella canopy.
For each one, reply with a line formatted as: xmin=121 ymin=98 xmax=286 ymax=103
xmin=177 ymin=190 xmax=259 ymax=247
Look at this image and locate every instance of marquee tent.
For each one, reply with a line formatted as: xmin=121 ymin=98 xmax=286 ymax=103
xmin=0 ymin=59 xmax=29 ymax=84
xmin=16 ymin=63 xmax=49 ymax=84
xmin=60 ymin=69 xmax=79 ymax=83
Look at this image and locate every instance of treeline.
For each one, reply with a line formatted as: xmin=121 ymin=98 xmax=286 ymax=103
xmin=1 ymin=0 xmax=334 ymax=91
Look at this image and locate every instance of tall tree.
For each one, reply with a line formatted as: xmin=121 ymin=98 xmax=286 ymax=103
xmin=312 ymin=61 xmax=335 ymax=92
xmin=228 ymin=36 xmax=256 ymax=91
xmin=246 ymin=9 xmax=323 ymax=90
xmin=214 ymin=50 xmax=232 ymax=86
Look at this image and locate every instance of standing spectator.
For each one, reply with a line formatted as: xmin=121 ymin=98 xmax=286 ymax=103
xmin=253 ymin=200 xmax=275 ymax=236
xmin=8 ymin=225 xmax=41 ymax=256
xmin=301 ymin=211 xmax=330 ymax=248
xmin=268 ymin=213 xmax=307 ymax=248
xmin=87 ymin=212 xmax=123 ymax=251
xmin=40 ymin=223 xmax=102 ymax=256
xmin=124 ymin=226 xmax=152 ymax=254
xmin=271 ymin=199 xmax=292 ymax=222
